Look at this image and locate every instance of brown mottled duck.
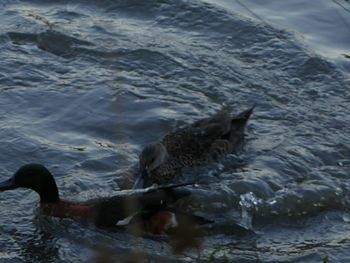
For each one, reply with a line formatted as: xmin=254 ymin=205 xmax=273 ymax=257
xmin=133 ymin=105 xmax=255 ymax=189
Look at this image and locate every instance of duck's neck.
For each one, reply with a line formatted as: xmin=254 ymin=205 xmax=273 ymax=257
xmin=39 ymin=185 xmax=59 ymax=203
xmin=41 ymin=199 xmax=94 ymax=221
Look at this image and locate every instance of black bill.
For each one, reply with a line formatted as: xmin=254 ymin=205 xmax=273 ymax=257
xmin=0 ymin=177 xmax=17 ymax=191
xmin=132 ymin=169 xmax=150 ymax=189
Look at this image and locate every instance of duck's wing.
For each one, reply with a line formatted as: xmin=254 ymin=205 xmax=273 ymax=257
xmin=91 ymin=184 xmax=192 ymax=227
xmin=162 ymin=106 xmax=255 ymax=165
xmin=191 ymin=106 xmax=231 ymax=129
xmin=162 ymin=108 xmax=233 ymax=156
xmin=191 ymin=109 xmax=232 ymax=143
xmin=103 ymin=206 xmax=213 ymax=236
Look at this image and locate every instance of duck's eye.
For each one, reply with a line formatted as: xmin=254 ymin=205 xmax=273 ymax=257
xmin=151 ymin=157 xmax=156 ymax=163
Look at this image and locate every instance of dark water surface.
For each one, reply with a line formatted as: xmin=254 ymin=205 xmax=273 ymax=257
xmin=206 ymin=0 xmax=350 ymax=73
xmin=0 ymin=0 xmax=350 ymax=262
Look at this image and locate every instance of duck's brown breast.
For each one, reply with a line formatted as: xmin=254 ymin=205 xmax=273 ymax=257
xmin=41 ymin=200 xmax=95 ymax=222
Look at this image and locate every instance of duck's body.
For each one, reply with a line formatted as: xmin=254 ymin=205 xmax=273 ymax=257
xmin=42 ymin=196 xmax=186 ymax=235
xmin=0 ymin=164 xmax=209 ymax=235
xmin=134 ymin=105 xmax=255 ymax=188
xmin=41 ymin=200 xmax=94 ymax=222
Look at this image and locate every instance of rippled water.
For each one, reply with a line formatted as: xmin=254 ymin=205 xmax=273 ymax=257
xmin=0 ymin=0 xmax=350 ymax=262
xmin=206 ymin=0 xmax=350 ymax=73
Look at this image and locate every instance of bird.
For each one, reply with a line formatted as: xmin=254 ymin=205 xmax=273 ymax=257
xmin=133 ymin=105 xmax=255 ymax=189
xmin=0 ymin=164 xmax=211 ymax=236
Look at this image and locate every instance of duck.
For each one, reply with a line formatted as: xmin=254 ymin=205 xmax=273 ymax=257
xmin=133 ymin=105 xmax=255 ymax=189
xmin=0 ymin=164 xmax=210 ymax=235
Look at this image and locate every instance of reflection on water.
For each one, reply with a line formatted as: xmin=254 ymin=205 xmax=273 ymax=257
xmin=21 ymin=229 xmax=58 ymax=263
xmin=0 ymin=0 xmax=350 ymax=262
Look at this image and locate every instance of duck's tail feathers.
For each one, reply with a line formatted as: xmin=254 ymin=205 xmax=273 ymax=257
xmin=234 ymin=104 xmax=255 ymax=120
xmin=230 ymin=105 xmax=255 ymax=131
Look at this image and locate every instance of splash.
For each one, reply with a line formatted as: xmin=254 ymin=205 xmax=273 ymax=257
xmin=239 ymin=192 xmax=263 ymax=229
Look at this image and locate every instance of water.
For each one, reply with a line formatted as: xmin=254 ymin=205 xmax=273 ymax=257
xmin=0 ymin=0 xmax=350 ymax=262
xmin=206 ymin=0 xmax=350 ymax=73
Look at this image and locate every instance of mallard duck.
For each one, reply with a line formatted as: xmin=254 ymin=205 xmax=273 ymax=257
xmin=133 ymin=105 xmax=255 ymax=188
xmin=0 ymin=164 xmax=210 ymax=235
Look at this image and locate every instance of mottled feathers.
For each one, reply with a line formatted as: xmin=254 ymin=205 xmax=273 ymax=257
xmin=135 ymin=105 xmax=255 ymax=187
